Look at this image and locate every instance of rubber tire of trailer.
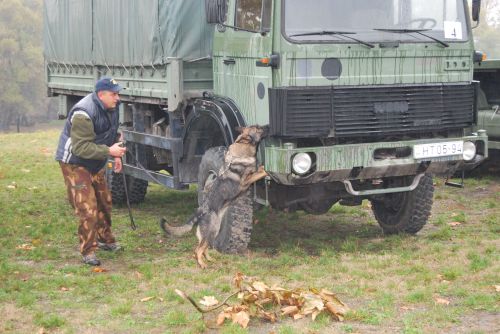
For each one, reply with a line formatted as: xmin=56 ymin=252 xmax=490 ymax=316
xmin=107 ymin=171 xmax=149 ymax=205
xmin=369 ymin=173 xmax=434 ymax=234
xmin=197 ymin=146 xmax=253 ymax=254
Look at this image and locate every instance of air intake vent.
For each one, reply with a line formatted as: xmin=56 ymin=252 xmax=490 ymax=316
xmin=269 ymin=84 xmax=475 ymax=138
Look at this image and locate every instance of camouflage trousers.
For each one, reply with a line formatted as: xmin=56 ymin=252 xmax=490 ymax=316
xmin=59 ymin=162 xmax=116 ymax=256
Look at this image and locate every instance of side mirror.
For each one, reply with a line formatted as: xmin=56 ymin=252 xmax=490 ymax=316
xmin=205 ymin=0 xmax=228 ymax=24
xmin=473 ymin=51 xmax=486 ymax=63
xmin=472 ymin=0 xmax=481 ymax=22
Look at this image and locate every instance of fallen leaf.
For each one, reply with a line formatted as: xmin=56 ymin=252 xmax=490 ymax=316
xmin=252 ymin=281 xmax=269 ymax=293
xmin=400 ymin=306 xmax=415 ymax=311
xmin=255 ymin=297 xmax=272 ymax=308
xmin=21 ymin=169 xmax=31 ymax=173
xmin=60 ymin=287 xmax=70 ymax=292
xmin=134 ymin=271 xmax=143 ymax=279
xmin=436 ymin=274 xmax=450 ymax=283
xmin=448 ymin=222 xmax=461 ymax=227
xmin=325 ymin=301 xmax=349 ymax=321
xmin=311 ymin=310 xmax=321 ymax=321
xmin=199 ymin=296 xmax=219 ymax=307
xmin=16 ymin=244 xmax=34 ymax=250
xmin=40 ymin=148 xmax=52 ymax=156
xmin=433 ymin=296 xmax=450 ymax=305
xmin=216 ymin=311 xmax=231 ymax=326
xmin=233 ymin=272 xmax=244 ymax=289
xmin=231 ymin=311 xmax=250 ymax=328
xmin=92 ymin=267 xmax=108 ymax=273
xmin=31 ymin=239 xmax=42 ymax=246
xmin=38 ymin=328 xmax=47 ymax=334
xmin=157 ymin=297 xmax=164 ymax=302
xmin=494 ymin=285 xmax=500 ymax=292
xmin=140 ymin=296 xmax=154 ymax=302
xmin=303 ymin=293 xmax=325 ymax=314
xmin=281 ymin=305 xmax=299 ymax=316
xmin=258 ymin=310 xmax=276 ymax=323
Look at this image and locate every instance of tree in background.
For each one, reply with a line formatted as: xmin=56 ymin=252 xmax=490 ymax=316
xmin=0 ymin=0 xmax=46 ymax=132
xmin=472 ymin=0 xmax=500 ymax=58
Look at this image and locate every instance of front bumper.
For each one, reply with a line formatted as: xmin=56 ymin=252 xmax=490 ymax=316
xmin=264 ymin=131 xmax=488 ymax=186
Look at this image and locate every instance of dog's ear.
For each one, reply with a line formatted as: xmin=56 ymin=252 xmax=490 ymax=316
xmin=260 ymin=125 xmax=270 ymax=137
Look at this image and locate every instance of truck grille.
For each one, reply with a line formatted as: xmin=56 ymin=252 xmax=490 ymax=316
xmin=269 ymin=84 xmax=475 ymax=138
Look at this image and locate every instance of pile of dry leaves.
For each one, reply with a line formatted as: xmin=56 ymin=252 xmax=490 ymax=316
xmin=176 ymin=272 xmax=350 ymax=329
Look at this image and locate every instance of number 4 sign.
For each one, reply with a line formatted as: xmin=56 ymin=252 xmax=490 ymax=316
xmin=444 ymin=21 xmax=463 ymax=39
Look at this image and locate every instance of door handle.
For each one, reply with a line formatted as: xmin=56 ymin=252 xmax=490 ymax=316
xmin=223 ymin=58 xmax=236 ymax=65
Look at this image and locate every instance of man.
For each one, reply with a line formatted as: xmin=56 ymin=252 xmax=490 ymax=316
xmin=55 ymin=77 xmax=127 ymax=266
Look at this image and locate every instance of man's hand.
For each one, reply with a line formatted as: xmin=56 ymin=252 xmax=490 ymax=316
xmin=114 ymin=157 xmax=123 ymax=173
xmin=109 ymin=142 xmax=126 ymax=158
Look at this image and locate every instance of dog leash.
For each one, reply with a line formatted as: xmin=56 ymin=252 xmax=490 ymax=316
xmin=120 ymin=156 xmax=137 ymax=230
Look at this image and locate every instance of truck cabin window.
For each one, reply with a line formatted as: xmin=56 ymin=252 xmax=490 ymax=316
xmin=284 ymin=0 xmax=468 ymax=43
xmin=235 ymin=0 xmax=272 ymax=32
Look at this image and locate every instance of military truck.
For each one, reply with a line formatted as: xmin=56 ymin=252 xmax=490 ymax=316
xmin=474 ymin=59 xmax=500 ymax=155
xmin=44 ymin=0 xmax=488 ymax=253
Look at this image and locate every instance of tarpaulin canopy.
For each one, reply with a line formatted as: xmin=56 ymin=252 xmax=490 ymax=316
xmin=43 ymin=0 xmax=214 ymax=65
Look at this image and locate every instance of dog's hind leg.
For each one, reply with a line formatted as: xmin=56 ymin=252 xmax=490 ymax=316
xmin=203 ymin=247 xmax=214 ymax=262
xmin=195 ymin=239 xmax=209 ymax=269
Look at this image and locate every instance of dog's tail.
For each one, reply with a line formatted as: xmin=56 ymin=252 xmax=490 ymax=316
xmin=159 ymin=211 xmax=202 ymax=236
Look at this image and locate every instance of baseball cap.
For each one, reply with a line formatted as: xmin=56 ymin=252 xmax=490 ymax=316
xmin=95 ymin=77 xmax=124 ymax=92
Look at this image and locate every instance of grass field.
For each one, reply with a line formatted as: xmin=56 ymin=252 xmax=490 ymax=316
xmin=0 ymin=125 xmax=499 ymax=334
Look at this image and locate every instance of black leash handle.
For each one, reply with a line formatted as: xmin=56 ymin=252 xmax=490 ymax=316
xmin=120 ymin=156 xmax=137 ymax=230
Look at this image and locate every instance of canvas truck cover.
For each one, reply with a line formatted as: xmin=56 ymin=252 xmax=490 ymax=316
xmin=43 ymin=0 xmax=214 ymax=65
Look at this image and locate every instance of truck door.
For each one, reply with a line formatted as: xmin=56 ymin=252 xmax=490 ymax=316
xmin=213 ymin=0 xmax=273 ymax=125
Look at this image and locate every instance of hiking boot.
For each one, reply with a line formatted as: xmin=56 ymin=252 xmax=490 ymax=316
xmin=82 ymin=253 xmax=101 ymax=266
xmin=97 ymin=241 xmax=122 ymax=252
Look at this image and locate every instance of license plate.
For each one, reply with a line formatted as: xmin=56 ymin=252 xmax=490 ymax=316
xmin=413 ymin=141 xmax=463 ymax=159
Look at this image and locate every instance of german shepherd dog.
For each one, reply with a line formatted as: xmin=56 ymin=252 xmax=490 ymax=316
xmin=160 ymin=125 xmax=268 ymax=268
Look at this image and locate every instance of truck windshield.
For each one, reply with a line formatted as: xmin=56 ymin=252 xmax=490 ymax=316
xmin=284 ymin=0 xmax=468 ymax=44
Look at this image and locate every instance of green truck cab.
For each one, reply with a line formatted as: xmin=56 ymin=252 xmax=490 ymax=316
xmin=44 ymin=0 xmax=487 ymax=253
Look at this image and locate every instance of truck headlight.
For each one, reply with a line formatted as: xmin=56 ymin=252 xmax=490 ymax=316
xmin=292 ymin=153 xmax=312 ymax=175
xmin=462 ymin=141 xmax=476 ymax=161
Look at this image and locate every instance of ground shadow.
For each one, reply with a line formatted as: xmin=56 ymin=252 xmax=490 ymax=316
xmin=248 ymin=206 xmax=409 ymax=257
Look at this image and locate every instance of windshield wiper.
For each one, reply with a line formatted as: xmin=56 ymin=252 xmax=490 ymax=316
xmin=290 ymin=30 xmax=375 ymax=49
xmin=374 ymin=28 xmax=449 ymax=48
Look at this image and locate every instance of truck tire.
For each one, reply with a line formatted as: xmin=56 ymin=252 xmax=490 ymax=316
xmin=197 ymin=147 xmax=253 ymax=254
xmin=107 ymin=171 xmax=148 ymax=205
xmin=369 ymin=173 xmax=434 ymax=234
